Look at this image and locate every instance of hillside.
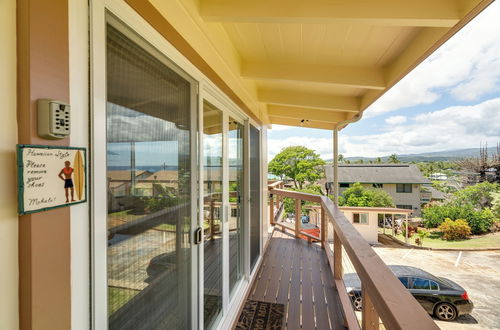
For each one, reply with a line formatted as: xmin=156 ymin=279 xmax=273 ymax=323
xmin=337 ymin=147 xmax=496 ymax=163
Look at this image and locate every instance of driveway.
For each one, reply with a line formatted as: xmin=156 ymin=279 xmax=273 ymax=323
xmin=373 ymin=246 xmax=500 ymax=330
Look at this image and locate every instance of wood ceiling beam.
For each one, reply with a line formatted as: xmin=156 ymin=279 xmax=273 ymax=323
xmin=259 ymin=89 xmax=359 ymax=113
xmin=267 ymin=105 xmax=349 ymax=123
xmin=242 ymin=62 xmax=385 ymax=90
xmin=200 ymin=0 xmax=462 ymax=27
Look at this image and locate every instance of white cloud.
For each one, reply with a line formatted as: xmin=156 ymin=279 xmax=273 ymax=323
xmin=268 ymin=98 xmax=500 ymax=160
xmin=341 ymin=98 xmax=500 ymax=157
xmin=268 ymin=136 xmax=333 ymax=160
xmin=365 ymin=1 xmax=500 ymax=117
xmin=384 ymin=115 xmax=407 ymax=125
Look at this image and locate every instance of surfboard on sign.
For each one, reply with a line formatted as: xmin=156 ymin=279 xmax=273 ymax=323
xmin=73 ymin=150 xmax=85 ymax=200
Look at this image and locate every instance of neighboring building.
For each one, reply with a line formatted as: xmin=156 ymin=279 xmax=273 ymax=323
xmin=429 ymin=172 xmax=448 ymax=181
xmin=337 ymin=164 xmax=431 ymax=216
xmin=428 ymin=186 xmax=447 ymax=201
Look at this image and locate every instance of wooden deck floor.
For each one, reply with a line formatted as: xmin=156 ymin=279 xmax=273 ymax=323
xmin=246 ymin=229 xmax=345 ymax=330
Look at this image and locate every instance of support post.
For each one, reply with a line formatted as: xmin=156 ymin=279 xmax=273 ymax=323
xmin=362 ymin=288 xmax=380 ymax=330
xmin=269 ymin=193 xmax=274 ymax=225
xmin=333 ymin=231 xmax=342 ymax=280
xmin=405 ymin=214 xmax=409 ymax=243
xmin=333 ymin=128 xmax=339 ymax=205
xmin=321 ymin=207 xmax=326 ymax=248
xmin=392 ymin=214 xmax=395 ymax=236
xmin=383 ymin=214 xmax=386 ymax=235
xmin=295 ymin=199 xmax=301 ymax=238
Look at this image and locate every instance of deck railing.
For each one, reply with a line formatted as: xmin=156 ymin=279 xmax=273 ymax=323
xmin=268 ymin=182 xmax=439 ymax=330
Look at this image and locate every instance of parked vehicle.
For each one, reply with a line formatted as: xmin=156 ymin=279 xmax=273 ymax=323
xmin=344 ymin=265 xmax=473 ymax=321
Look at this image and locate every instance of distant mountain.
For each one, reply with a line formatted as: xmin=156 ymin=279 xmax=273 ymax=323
xmin=333 ymin=147 xmax=497 ymax=163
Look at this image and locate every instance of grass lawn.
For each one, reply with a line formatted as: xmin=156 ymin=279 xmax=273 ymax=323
xmin=108 ymin=287 xmax=139 ymax=315
xmin=379 ymin=228 xmax=500 ymax=249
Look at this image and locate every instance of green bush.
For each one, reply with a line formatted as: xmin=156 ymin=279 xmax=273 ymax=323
xmin=491 ymin=192 xmax=500 ymax=221
xmin=438 ymin=219 xmax=471 ymax=240
xmin=422 ymin=203 xmax=494 ymax=234
xmin=401 ymin=226 xmax=416 ymax=238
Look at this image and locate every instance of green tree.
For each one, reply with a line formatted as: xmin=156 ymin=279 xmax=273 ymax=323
xmin=375 ymin=157 xmax=382 ymax=163
xmin=388 ymin=154 xmax=400 ymax=163
xmin=268 ymin=146 xmax=325 ymax=189
xmin=451 ymin=182 xmax=499 ymax=209
xmin=338 ymin=154 xmax=345 ymax=163
xmin=338 ymin=182 xmax=394 ymax=207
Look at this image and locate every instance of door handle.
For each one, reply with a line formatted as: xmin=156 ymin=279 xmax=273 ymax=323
xmin=194 ymin=227 xmax=202 ymax=244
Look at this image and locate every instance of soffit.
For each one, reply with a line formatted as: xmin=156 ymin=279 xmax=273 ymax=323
xmin=145 ymin=0 xmax=493 ymax=130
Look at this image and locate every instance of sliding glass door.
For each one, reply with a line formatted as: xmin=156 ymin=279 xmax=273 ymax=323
xmin=202 ymin=101 xmax=223 ymax=329
xmin=228 ymin=117 xmax=244 ymax=296
xmin=106 ymin=21 xmax=197 ymax=330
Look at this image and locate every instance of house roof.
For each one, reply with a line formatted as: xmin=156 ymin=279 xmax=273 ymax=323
xmin=107 ymin=170 xmax=150 ymax=181
xmin=428 ymin=186 xmax=447 ymax=200
xmin=337 ymin=164 xmax=431 ymax=184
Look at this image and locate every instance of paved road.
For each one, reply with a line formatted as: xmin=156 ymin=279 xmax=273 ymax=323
xmin=374 ymin=246 xmax=500 ymax=330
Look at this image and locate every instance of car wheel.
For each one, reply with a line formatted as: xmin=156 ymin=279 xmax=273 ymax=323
xmin=434 ymin=303 xmax=457 ymax=321
xmin=353 ymin=296 xmax=363 ymax=311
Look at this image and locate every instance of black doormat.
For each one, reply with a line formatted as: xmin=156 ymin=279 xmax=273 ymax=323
xmin=236 ymin=300 xmax=285 ymax=329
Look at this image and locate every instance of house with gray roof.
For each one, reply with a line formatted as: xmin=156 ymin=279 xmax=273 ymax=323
xmin=335 ymin=164 xmax=431 ymax=216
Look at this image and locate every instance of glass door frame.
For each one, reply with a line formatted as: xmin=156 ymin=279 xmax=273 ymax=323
xmin=200 ymin=84 xmax=249 ymax=329
xmin=91 ymin=1 xmax=261 ymax=329
xmin=91 ymin=3 xmax=202 ymax=329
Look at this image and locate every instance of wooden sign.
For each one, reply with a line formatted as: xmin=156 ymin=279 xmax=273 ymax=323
xmin=17 ymin=144 xmax=87 ymax=215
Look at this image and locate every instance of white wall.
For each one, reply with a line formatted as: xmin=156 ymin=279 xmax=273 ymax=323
xmin=341 ymin=210 xmax=379 ymax=244
xmin=0 ymin=0 xmax=19 ymax=329
xmin=69 ymin=0 xmax=90 ymax=328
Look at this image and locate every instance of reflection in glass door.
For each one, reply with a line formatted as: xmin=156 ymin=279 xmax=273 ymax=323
xmin=106 ymin=22 xmax=195 ymax=330
xmin=249 ymin=125 xmax=261 ymax=270
xmin=228 ymin=117 xmax=244 ymax=295
xmin=202 ymin=101 xmax=223 ymax=329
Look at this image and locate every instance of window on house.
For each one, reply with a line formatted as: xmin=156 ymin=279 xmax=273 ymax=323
xmin=353 ymin=213 xmax=369 ymax=225
xmin=340 ymin=183 xmax=350 ymax=188
xmin=372 ymin=183 xmax=383 ymax=188
xmin=396 ymin=183 xmax=412 ymax=193
xmin=396 ymin=205 xmax=413 ymax=210
xmin=231 ymin=207 xmax=239 ymax=218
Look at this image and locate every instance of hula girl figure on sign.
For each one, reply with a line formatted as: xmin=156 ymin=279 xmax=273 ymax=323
xmin=58 ymin=160 xmax=75 ymax=203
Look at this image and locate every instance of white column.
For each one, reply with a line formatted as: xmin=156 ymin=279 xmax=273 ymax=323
xmin=333 ymin=128 xmax=339 ymax=205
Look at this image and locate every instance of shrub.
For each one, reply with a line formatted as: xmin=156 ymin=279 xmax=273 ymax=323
xmin=438 ymin=219 xmax=471 ymax=240
xmin=401 ymin=226 xmax=416 ymax=238
xmin=422 ymin=203 xmax=494 ymax=234
xmin=417 ymin=229 xmax=430 ymax=246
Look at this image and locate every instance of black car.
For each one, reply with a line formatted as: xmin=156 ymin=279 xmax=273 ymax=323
xmin=344 ymin=265 xmax=473 ymax=321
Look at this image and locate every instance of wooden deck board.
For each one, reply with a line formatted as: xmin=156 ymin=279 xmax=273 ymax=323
xmin=242 ymin=229 xmax=345 ymax=330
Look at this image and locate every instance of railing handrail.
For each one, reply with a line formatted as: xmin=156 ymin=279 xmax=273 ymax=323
xmin=267 ymin=180 xmax=284 ymax=190
xmin=270 ymin=188 xmax=322 ymax=203
xmin=320 ymin=196 xmax=439 ymax=330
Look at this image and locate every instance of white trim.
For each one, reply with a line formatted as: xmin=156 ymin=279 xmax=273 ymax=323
xmin=69 ymin=0 xmax=90 ymax=328
xmin=89 ymin=1 xmax=108 ymax=329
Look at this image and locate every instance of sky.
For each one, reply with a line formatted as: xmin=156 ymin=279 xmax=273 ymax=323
xmin=268 ymin=1 xmax=500 ymax=160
